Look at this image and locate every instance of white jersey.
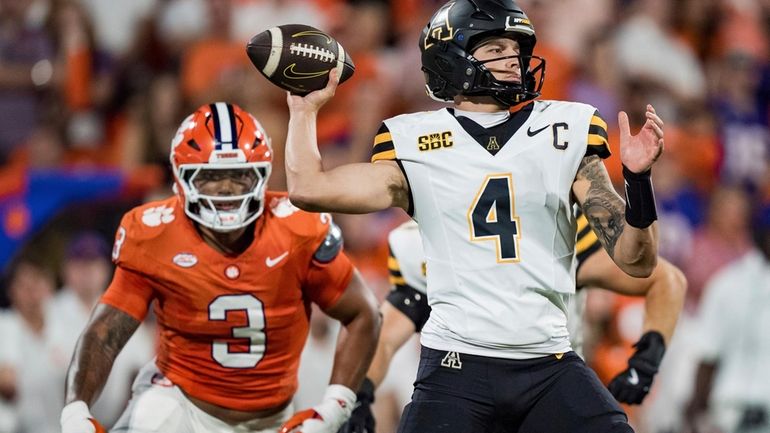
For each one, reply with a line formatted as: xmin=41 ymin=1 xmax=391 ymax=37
xmin=373 ymin=100 xmax=610 ymax=359
xmin=0 ymin=303 xmax=71 ymax=433
xmin=388 ymin=220 xmax=427 ymax=295
xmin=388 ymin=210 xmax=602 ymax=358
xmin=693 ymin=250 xmax=770 ymax=431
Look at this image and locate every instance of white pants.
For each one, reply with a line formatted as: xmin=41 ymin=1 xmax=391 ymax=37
xmin=111 ymin=361 xmax=292 ymax=433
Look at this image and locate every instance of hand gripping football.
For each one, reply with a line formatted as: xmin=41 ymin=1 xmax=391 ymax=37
xmin=247 ymin=24 xmax=355 ymax=95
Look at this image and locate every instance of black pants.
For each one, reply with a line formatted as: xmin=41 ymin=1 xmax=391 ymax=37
xmin=396 ymin=346 xmax=633 ymax=433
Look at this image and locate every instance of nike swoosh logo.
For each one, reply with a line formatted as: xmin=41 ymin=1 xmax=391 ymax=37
xmin=283 ymin=63 xmax=328 ymax=80
xmin=266 ymin=251 xmax=289 ymax=268
xmin=292 ymin=30 xmax=333 ymax=44
xmin=628 ymin=368 xmax=639 ymax=385
xmin=624 ymin=180 xmax=631 ymax=208
xmin=526 ymin=124 xmax=550 ymax=137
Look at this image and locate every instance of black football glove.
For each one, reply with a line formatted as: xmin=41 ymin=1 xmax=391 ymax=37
xmin=608 ymin=331 xmax=665 ymax=405
xmin=338 ymin=377 xmax=375 ymax=433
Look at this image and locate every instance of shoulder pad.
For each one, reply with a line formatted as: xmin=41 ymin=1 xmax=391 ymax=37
xmin=313 ymin=217 xmax=343 ymax=263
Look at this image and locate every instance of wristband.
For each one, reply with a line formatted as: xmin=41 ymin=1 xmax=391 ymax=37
xmin=358 ymin=377 xmax=375 ymax=403
xmin=324 ymin=384 xmax=357 ymax=413
xmin=623 ymin=165 xmax=657 ymax=228
xmin=61 ymin=401 xmax=91 ymax=424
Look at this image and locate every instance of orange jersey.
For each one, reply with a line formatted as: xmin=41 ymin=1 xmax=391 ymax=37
xmin=101 ymin=192 xmax=353 ymax=411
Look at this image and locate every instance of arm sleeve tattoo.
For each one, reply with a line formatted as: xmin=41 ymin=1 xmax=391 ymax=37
xmin=576 ymin=155 xmax=626 ymax=258
xmin=65 ymin=304 xmax=141 ymax=405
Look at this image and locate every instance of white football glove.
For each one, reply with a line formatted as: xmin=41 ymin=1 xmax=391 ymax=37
xmin=61 ymin=401 xmax=106 ymax=433
xmin=280 ymin=384 xmax=356 ymax=433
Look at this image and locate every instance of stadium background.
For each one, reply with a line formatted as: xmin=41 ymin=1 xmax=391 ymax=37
xmin=1 ymin=0 xmax=769 ymax=432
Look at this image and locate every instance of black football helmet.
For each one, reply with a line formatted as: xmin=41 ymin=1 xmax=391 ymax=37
xmin=420 ymin=0 xmax=546 ymax=106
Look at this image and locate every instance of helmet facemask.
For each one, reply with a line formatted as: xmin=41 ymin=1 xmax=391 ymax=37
xmin=464 ymin=48 xmax=546 ymax=106
xmin=175 ymin=160 xmax=272 ymax=232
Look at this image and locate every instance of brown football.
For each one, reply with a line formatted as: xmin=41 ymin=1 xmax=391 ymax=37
xmin=246 ymin=24 xmax=355 ymax=95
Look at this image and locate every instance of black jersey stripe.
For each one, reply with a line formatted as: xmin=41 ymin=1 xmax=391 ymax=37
xmin=587 ymin=111 xmax=610 ymax=150
xmin=585 ymin=110 xmax=611 ymax=159
xmin=575 ymin=212 xmax=601 ymax=269
xmin=576 ymin=226 xmax=599 ymax=256
xmin=372 ymin=125 xmax=396 ymax=162
xmin=588 ymin=124 xmax=609 ymax=140
xmin=590 ymin=111 xmax=608 ymax=130
xmin=373 ymin=139 xmax=395 ymax=156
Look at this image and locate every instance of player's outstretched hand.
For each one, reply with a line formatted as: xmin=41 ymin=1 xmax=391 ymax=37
xmin=618 ymin=104 xmax=664 ymax=174
xmin=60 ymin=401 xmax=107 ymax=433
xmin=280 ymin=384 xmax=356 ymax=433
xmin=286 ymin=69 xmax=341 ymax=115
xmin=338 ymin=378 xmax=376 ymax=433
xmin=608 ymin=331 xmax=666 ymax=405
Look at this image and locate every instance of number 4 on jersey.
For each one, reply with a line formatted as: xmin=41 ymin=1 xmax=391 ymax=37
xmin=468 ymin=174 xmax=521 ymax=263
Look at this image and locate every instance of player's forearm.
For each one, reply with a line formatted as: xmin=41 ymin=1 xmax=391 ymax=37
xmin=285 ymin=112 xmax=397 ymax=213
xmin=641 ymin=260 xmax=687 ymax=343
xmin=285 ymin=110 xmax=325 ymax=209
xmin=367 ymin=302 xmax=420 ymax=387
xmin=328 ymin=305 xmax=382 ymax=390
xmin=366 ymin=327 xmax=413 ymax=388
xmin=366 ymin=341 xmax=395 ymax=388
xmin=685 ymin=361 xmax=717 ymax=422
xmin=614 ymin=163 xmax=661 ymax=276
xmin=64 ymin=304 xmax=139 ymax=405
xmin=614 ymin=223 xmax=658 ymax=277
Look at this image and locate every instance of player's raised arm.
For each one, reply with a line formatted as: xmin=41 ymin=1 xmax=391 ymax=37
xmin=284 ymin=71 xmax=409 ymax=214
xmin=573 ymin=104 xmax=664 ymax=277
xmin=62 ymin=304 xmax=139 ymax=433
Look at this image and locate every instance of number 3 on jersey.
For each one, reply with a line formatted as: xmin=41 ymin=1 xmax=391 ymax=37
xmin=209 ymin=294 xmax=266 ymax=368
xmin=468 ymin=174 xmax=521 ymax=263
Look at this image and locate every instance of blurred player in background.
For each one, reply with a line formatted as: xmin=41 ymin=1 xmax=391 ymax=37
xmin=0 ymin=258 xmax=59 ymax=433
xmin=282 ymin=0 xmax=664 ymax=430
xmin=339 ymin=209 xmax=686 ymax=433
xmin=60 ymin=102 xmax=381 ymax=433
xmin=684 ymin=205 xmax=770 ymax=433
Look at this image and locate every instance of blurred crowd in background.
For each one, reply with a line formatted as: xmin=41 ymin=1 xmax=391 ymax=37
xmin=1 ymin=0 xmax=770 ymax=432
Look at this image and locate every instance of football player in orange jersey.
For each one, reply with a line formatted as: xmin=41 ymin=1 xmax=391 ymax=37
xmin=59 ymin=103 xmax=381 ymax=433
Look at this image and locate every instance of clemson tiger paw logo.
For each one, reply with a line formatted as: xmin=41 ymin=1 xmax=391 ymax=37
xmin=270 ymin=197 xmax=300 ymax=218
xmin=142 ymin=205 xmax=175 ymax=227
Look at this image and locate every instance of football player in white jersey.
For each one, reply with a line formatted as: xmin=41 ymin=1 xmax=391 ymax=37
xmin=338 ymin=212 xmax=687 ymax=433
xmin=282 ymin=0 xmax=664 ymax=431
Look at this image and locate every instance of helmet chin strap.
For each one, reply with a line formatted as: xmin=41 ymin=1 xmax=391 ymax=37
xmin=198 ymin=206 xmax=249 ymax=232
xmin=193 ymin=193 xmax=261 ymax=232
